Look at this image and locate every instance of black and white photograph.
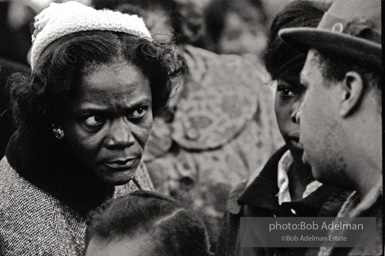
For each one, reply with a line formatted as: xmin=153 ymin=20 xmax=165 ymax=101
xmin=0 ymin=0 xmax=382 ymax=255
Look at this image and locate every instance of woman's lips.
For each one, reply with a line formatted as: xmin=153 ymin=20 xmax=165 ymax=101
xmin=104 ymin=158 xmax=137 ymax=170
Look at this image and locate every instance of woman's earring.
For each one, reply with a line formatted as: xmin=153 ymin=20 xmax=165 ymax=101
xmin=52 ymin=124 xmax=64 ymax=140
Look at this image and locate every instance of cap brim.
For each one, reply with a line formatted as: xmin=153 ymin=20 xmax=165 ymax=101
xmin=279 ymin=27 xmax=381 ymax=68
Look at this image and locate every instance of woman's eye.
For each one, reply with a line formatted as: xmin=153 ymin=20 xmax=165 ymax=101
xmin=277 ymin=86 xmax=296 ymax=97
xmin=84 ymin=116 xmax=104 ymax=127
xmin=128 ymin=107 xmax=147 ymax=119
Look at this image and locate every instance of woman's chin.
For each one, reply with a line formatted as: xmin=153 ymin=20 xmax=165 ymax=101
xmin=102 ymin=175 xmax=135 ymax=186
xmin=93 ymin=160 xmax=140 ymax=185
xmin=95 ymin=170 xmax=137 ymax=186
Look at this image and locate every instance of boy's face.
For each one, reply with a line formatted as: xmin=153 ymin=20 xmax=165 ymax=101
xmin=85 ymin=236 xmax=155 ymax=256
xmin=274 ymin=70 xmax=306 ymax=163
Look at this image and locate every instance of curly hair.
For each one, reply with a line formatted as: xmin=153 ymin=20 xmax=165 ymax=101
xmin=8 ymin=31 xmax=185 ymax=136
xmin=85 ymin=190 xmax=211 ymax=256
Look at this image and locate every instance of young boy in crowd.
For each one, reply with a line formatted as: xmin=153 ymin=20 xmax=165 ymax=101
xmin=216 ymin=1 xmax=350 ymax=255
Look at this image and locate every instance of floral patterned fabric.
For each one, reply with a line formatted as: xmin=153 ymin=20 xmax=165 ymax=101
xmin=143 ymin=45 xmax=283 ymax=243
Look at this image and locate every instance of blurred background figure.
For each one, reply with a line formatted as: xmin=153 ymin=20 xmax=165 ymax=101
xmin=85 ymin=191 xmax=212 ymax=256
xmin=0 ymin=59 xmax=29 ymax=158
xmin=204 ymin=0 xmax=268 ymax=60
xmin=0 ymin=0 xmax=91 ymax=66
xmin=93 ymin=0 xmax=283 ymax=249
xmin=262 ymin=0 xmax=291 ymax=25
xmin=0 ymin=0 xmax=92 ymax=158
xmin=0 ymin=0 xmax=32 ymax=159
xmin=93 ymin=0 xmax=207 ymax=48
xmin=204 ymin=0 xmax=297 ymax=61
xmin=0 ymin=0 xmax=32 ymax=66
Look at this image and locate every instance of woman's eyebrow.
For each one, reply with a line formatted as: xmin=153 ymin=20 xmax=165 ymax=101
xmin=75 ymin=97 xmax=151 ymax=113
xmin=127 ymin=97 xmax=151 ymax=107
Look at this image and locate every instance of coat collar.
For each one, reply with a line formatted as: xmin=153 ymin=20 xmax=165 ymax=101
xmin=6 ymin=128 xmax=115 ymax=217
xmin=237 ymin=146 xmax=341 ymax=216
xmin=237 ymin=146 xmax=287 ymax=211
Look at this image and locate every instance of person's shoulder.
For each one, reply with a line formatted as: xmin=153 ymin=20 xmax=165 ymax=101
xmin=0 ymin=157 xmax=30 ymax=202
xmin=168 ymin=46 xmax=270 ymax=151
xmin=0 ymin=157 xmax=56 ymax=213
xmin=0 ymin=157 xmax=71 ymax=226
xmin=0 ymin=156 xmax=86 ymax=254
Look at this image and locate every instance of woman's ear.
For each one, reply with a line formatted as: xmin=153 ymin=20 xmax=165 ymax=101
xmin=339 ymin=71 xmax=364 ymax=117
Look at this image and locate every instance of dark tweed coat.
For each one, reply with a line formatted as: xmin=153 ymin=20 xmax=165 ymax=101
xmin=0 ymin=130 xmax=153 ymax=255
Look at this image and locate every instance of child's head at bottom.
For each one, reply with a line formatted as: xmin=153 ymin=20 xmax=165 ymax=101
xmin=84 ymin=190 xmax=211 ymax=256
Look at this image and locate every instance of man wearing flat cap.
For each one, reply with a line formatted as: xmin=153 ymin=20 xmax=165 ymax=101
xmin=280 ymin=0 xmax=382 ymax=255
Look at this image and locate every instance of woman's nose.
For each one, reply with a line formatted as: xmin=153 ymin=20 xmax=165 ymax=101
xmin=105 ymin=119 xmax=135 ymax=148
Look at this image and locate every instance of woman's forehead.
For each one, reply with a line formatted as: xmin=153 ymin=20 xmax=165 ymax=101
xmin=82 ymin=56 xmax=129 ymax=73
xmin=72 ymin=61 xmax=151 ymax=108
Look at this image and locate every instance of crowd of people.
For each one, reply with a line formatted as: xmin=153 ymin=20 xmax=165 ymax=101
xmin=0 ymin=0 xmax=382 ymax=255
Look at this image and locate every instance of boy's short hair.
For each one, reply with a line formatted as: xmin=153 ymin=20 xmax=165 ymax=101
xmin=85 ymin=190 xmax=211 ymax=256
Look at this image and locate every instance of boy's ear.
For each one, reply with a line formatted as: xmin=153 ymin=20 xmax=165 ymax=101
xmin=339 ymin=71 xmax=364 ymax=117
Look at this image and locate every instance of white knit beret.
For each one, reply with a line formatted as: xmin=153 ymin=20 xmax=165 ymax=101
xmin=30 ymin=1 xmax=152 ymax=70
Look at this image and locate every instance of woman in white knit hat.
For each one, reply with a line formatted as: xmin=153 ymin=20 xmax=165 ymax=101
xmin=0 ymin=1 xmax=185 ymax=255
